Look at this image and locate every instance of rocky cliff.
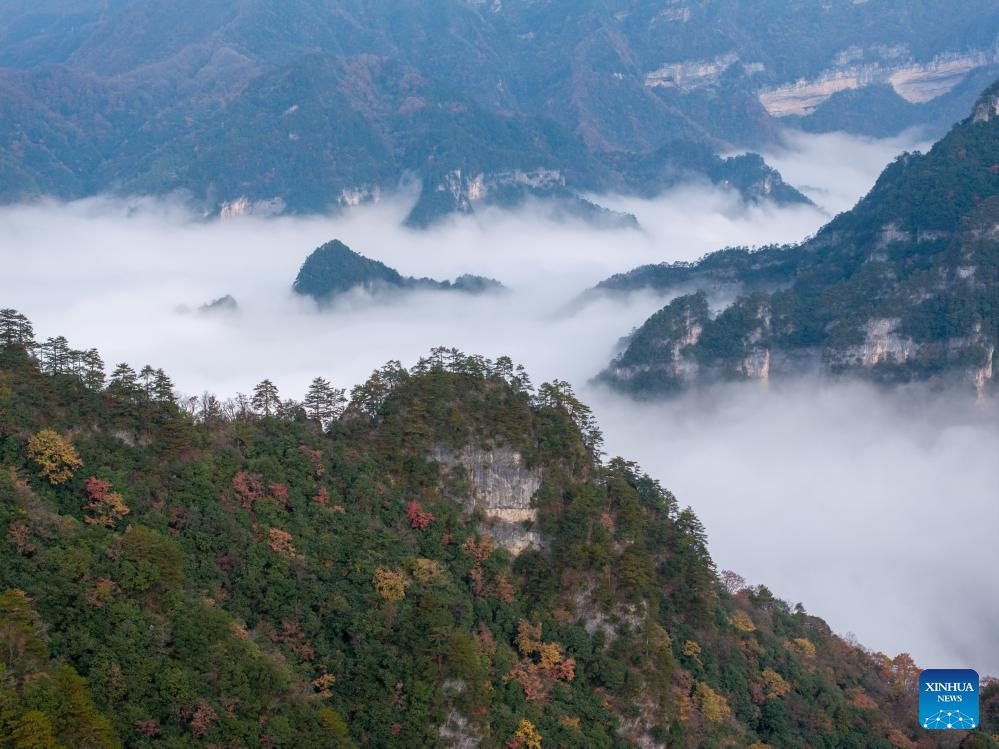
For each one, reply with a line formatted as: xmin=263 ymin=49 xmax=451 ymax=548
xmin=598 ymin=80 xmax=999 ymax=398
xmin=433 ymin=445 xmax=542 ymax=555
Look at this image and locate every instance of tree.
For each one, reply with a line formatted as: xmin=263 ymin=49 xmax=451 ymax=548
xmin=535 ymin=380 xmax=604 ymax=456
xmin=507 ymin=720 xmax=542 ymax=749
xmin=0 ymin=309 xmax=34 ymax=349
xmin=108 ymin=363 xmax=139 ymax=400
xmin=761 ymin=668 xmax=790 ymax=699
xmin=304 ymin=377 xmax=346 ymax=427
xmin=198 ymin=392 xmax=222 ymax=426
xmin=406 ymin=500 xmax=435 ymax=530
xmin=80 ymin=349 xmax=105 ymax=390
xmin=0 ymin=589 xmax=49 ymax=680
xmin=721 ymin=570 xmax=746 ymax=595
xmin=695 ymin=681 xmax=731 ymax=723
xmin=139 ymin=365 xmax=156 ymax=398
xmin=151 ymin=369 xmax=175 ymax=403
xmin=373 ymin=568 xmax=408 ymax=601
xmin=37 ymin=336 xmax=71 ymax=376
xmin=83 ymin=477 xmax=130 ymax=527
xmin=26 ymin=430 xmax=83 ymax=485
xmin=252 ymin=379 xmax=280 ymax=417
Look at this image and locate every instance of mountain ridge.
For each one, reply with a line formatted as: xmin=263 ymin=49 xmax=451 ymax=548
xmin=3 ymin=311 xmax=995 ymax=747
xmin=292 ymin=239 xmax=504 ymax=301
xmin=597 ymin=79 xmax=999 ymax=397
xmin=2 ymin=0 xmax=997 ymax=223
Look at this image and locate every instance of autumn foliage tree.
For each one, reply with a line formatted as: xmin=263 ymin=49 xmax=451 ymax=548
xmin=406 ymin=500 xmax=435 ymax=529
xmin=373 ymin=567 xmax=408 ymax=601
xmin=506 ymin=719 xmax=542 ymax=749
xmin=506 ymin=620 xmax=576 ymax=701
xmin=83 ymin=477 xmax=130 ymax=527
xmin=26 ymin=429 xmax=82 ymax=484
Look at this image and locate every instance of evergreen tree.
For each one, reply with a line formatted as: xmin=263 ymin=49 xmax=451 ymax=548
xmin=0 ymin=308 xmax=34 ymax=349
xmin=81 ymin=349 xmax=106 ymax=391
xmin=108 ymin=363 xmax=139 ymax=399
xmin=152 ymin=369 xmax=175 ymax=403
xmin=304 ymin=377 xmax=347 ymax=427
xmin=38 ymin=336 xmax=71 ymax=375
xmin=139 ymin=365 xmax=156 ymax=399
xmin=251 ymin=379 xmax=280 ymax=417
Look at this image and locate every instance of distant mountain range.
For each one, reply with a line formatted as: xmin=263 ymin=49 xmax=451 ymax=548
xmin=2 ymin=0 xmax=998 ymax=223
xmin=597 ymin=79 xmax=999 ymax=397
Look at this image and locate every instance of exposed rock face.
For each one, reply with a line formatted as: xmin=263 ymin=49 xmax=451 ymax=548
xmin=219 ymin=196 xmax=286 ymax=219
xmin=758 ymin=48 xmax=997 ymax=116
xmin=848 ymin=318 xmax=914 ymax=367
xmin=598 ymin=86 xmax=999 ymax=398
xmin=973 ymin=91 xmax=999 ymax=122
xmin=433 ymin=445 xmax=542 ymax=555
xmin=644 ymin=53 xmax=750 ymax=91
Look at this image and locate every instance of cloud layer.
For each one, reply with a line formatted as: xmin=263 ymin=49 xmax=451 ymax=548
xmin=3 ymin=128 xmax=995 ymax=673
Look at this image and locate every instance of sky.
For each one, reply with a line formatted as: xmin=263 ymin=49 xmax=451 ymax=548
xmin=2 ymin=127 xmax=996 ymax=674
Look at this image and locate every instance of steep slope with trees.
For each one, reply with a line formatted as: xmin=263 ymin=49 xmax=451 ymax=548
xmin=598 ymin=80 xmax=999 ymax=397
xmin=3 ymin=309 xmax=996 ymax=748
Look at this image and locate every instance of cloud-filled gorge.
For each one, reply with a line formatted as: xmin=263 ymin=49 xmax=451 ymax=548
xmin=2 ymin=129 xmax=996 ymax=675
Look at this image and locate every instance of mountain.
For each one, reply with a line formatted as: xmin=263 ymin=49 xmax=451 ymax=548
xmin=292 ymin=239 xmax=503 ymax=301
xmin=2 ymin=1 xmax=997 ymax=223
xmin=4 ymin=314 xmax=996 ymax=748
xmin=597 ymin=80 xmax=999 ymax=398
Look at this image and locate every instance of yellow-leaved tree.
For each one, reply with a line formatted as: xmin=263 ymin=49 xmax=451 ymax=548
xmin=26 ymin=429 xmax=82 ymax=484
xmin=373 ymin=567 xmax=408 ymax=601
xmin=507 ymin=719 xmax=542 ymax=749
xmin=695 ymin=682 xmax=731 ymax=723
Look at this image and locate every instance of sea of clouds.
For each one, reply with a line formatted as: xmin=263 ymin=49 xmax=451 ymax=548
xmin=2 ymin=128 xmax=996 ymax=674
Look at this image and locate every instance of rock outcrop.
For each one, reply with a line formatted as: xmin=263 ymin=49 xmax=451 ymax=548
xmin=433 ymin=445 xmax=542 ymax=555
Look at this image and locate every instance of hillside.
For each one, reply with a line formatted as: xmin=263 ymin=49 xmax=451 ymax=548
xmin=2 ymin=310 xmax=997 ymax=748
xmin=597 ymin=80 xmax=999 ymax=397
xmin=2 ymin=0 xmax=997 ymax=222
xmin=291 ymin=239 xmax=503 ymax=302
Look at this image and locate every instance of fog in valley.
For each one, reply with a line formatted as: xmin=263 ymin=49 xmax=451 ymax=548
xmin=3 ymin=128 xmax=996 ymax=675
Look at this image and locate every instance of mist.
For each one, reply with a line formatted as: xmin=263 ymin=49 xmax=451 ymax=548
xmin=3 ymin=128 xmax=995 ymax=674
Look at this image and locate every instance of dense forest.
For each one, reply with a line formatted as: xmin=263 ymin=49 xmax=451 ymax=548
xmin=1 ymin=308 xmax=996 ymax=748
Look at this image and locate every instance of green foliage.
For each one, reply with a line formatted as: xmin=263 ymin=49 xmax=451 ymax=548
xmin=0 ymin=322 xmax=945 ymax=747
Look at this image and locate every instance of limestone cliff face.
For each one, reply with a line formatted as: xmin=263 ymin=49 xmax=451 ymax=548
xmin=757 ymin=47 xmax=998 ymax=116
xmin=433 ymin=445 xmax=542 ymax=555
xmin=602 ymin=292 xmax=995 ymax=395
xmin=973 ymin=90 xmax=999 ymax=123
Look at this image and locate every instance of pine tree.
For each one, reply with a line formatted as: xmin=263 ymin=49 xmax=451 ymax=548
xmin=152 ymin=369 xmax=175 ymax=403
xmin=0 ymin=308 xmax=34 ymax=349
xmin=81 ymin=349 xmax=106 ymax=390
xmin=251 ymin=379 xmax=280 ymax=417
xmin=38 ymin=336 xmax=71 ymax=375
xmin=304 ymin=377 xmax=347 ymax=427
xmin=139 ymin=365 xmax=156 ymax=399
xmin=108 ymin=363 xmax=139 ymax=399
xmin=304 ymin=377 xmax=331 ymax=422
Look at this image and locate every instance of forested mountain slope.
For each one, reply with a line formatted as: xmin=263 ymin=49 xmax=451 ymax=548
xmin=2 ymin=0 xmax=997 ymax=222
xmin=598 ymin=80 xmax=999 ymax=397
xmin=2 ymin=310 xmax=997 ymax=748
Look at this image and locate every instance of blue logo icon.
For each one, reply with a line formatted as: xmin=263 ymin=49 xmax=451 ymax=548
xmin=919 ymin=669 xmax=979 ymax=729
